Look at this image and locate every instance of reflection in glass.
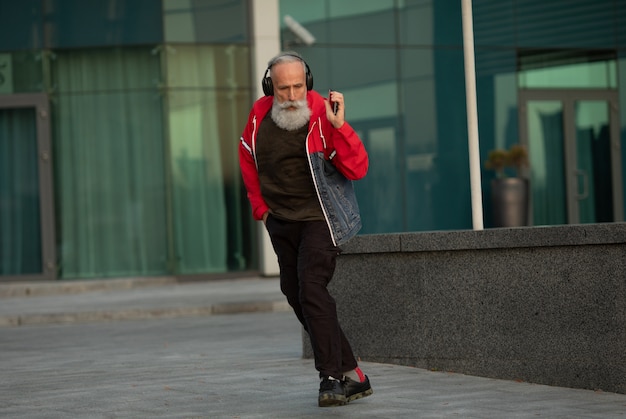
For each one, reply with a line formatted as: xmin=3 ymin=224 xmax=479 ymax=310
xmin=575 ymin=101 xmax=612 ymax=223
xmin=519 ymin=59 xmax=617 ymax=89
xmin=51 ymin=48 xmax=168 ymax=278
xmin=164 ymin=45 xmax=252 ymax=273
xmin=0 ymin=107 xmax=42 ymax=275
xmin=163 ymin=0 xmax=248 ymax=43
xmin=527 ymin=101 xmax=567 ymax=225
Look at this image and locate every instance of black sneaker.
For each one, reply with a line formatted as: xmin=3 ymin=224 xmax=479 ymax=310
xmin=318 ymin=376 xmax=347 ymax=407
xmin=343 ymin=375 xmax=373 ymax=402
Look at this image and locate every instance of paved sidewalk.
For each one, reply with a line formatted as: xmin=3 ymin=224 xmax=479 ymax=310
xmin=0 ymin=276 xmax=290 ymax=327
xmin=0 ymin=277 xmax=625 ymax=418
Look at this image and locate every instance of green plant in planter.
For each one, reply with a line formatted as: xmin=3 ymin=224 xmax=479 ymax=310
xmin=485 ymin=144 xmax=530 ymax=227
xmin=484 ymin=144 xmax=529 ymax=178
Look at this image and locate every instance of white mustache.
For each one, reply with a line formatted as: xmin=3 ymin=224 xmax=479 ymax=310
xmin=277 ymin=99 xmax=306 ymax=109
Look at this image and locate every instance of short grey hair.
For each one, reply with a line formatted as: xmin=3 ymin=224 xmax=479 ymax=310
xmin=267 ymin=51 xmax=306 ymax=74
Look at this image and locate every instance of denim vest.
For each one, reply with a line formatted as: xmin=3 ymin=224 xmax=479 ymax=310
xmin=308 ymin=151 xmax=362 ymax=246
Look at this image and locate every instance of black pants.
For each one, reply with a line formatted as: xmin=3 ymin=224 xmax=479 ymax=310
xmin=265 ymin=215 xmax=358 ymax=379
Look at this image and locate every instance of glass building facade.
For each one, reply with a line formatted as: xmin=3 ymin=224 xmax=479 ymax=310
xmin=1 ymin=0 xmax=625 ymax=281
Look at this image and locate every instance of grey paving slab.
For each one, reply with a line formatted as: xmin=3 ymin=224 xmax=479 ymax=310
xmin=0 ymin=278 xmax=289 ymax=327
xmin=0 ymin=277 xmax=625 ymax=418
xmin=0 ymin=312 xmax=625 ymax=418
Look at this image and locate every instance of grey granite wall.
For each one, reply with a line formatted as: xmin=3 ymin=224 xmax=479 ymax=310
xmin=302 ymin=223 xmax=626 ymax=394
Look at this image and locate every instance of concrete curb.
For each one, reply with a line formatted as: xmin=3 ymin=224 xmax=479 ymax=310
xmin=0 ymin=300 xmax=291 ymax=328
xmin=0 ymin=276 xmax=179 ymax=298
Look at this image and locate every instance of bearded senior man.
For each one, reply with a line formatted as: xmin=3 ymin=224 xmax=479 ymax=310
xmin=238 ymin=51 xmax=372 ymax=407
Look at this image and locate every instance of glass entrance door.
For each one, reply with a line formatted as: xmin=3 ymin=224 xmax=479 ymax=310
xmin=519 ymin=90 xmax=622 ymax=226
xmin=0 ymin=94 xmax=56 ymax=280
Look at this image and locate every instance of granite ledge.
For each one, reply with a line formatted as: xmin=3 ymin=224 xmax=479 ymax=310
xmin=342 ymin=222 xmax=626 ymax=254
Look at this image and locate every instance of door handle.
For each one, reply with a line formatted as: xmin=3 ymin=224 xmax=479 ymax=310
xmin=575 ymin=169 xmax=588 ymax=201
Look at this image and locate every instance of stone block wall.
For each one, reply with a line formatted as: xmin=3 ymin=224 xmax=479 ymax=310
xmin=303 ymin=223 xmax=626 ymax=394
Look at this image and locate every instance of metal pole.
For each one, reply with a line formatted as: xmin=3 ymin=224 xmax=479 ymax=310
xmin=461 ymin=0 xmax=484 ymax=230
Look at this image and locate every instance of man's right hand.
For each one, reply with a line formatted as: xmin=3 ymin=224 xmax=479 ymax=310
xmin=262 ymin=212 xmax=269 ymax=224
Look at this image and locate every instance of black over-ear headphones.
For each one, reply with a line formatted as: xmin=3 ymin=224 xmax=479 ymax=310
xmin=261 ymin=52 xmax=313 ymax=96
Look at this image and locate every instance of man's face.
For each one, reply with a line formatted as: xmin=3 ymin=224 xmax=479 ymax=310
xmin=271 ymin=61 xmax=307 ymax=107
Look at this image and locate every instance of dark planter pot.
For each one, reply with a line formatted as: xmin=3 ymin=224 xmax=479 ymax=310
xmin=491 ymin=178 xmax=529 ymax=227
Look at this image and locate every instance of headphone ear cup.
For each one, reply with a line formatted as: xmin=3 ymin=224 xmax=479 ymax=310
xmin=262 ymin=76 xmax=273 ymax=96
xmin=262 ymin=57 xmax=313 ymax=95
xmin=305 ymin=64 xmax=313 ymax=91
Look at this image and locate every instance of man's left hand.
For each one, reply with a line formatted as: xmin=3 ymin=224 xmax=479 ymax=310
xmin=325 ymin=90 xmax=345 ymax=129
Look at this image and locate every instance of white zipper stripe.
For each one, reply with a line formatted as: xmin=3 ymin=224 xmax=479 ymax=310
xmin=251 ymin=115 xmax=259 ymax=169
xmin=240 ymin=136 xmax=251 ymax=153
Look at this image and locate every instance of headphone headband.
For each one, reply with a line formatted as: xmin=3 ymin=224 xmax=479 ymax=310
xmin=261 ymin=52 xmax=314 ymax=96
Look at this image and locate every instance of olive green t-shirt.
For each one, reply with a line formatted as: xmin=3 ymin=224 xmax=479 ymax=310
xmin=255 ymin=113 xmax=324 ymax=221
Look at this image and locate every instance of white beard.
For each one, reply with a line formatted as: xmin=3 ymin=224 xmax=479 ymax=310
xmin=270 ymin=99 xmax=311 ymax=131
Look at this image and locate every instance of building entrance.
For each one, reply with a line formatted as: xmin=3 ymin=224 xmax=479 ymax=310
xmin=519 ymin=89 xmax=622 ymax=225
xmin=0 ymin=94 xmax=56 ymax=280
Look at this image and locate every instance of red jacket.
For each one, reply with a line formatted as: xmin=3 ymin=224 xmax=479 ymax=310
xmin=239 ymin=90 xmax=369 ymax=221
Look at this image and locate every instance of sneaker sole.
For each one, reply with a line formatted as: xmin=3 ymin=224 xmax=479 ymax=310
xmin=318 ymin=394 xmax=347 ymax=407
xmin=347 ymin=387 xmax=373 ymax=402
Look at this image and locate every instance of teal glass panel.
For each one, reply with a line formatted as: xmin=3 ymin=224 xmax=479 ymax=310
xmin=398 ymin=0 xmax=434 ymax=45
xmin=51 ymin=48 xmax=161 ymax=93
xmin=0 ymin=51 xmax=47 ymax=95
xmin=280 ymin=0 xmax=395 ymax=46
xmin=472 ymin=0 xmax=516 ymax=47
xmin=11 ymin=51 xmax=45 ymax=93
xmin=303 ymin=46 xmax=402 ymax=233
xmin=355 ymin=123 xmax=404 ymax=234
xmin=620 ymin=54 xmax=626 ymax=217
xmin=527 ymin=101 xmax=567 ymax=225
xmin=0 ymin=107 xmax=42 ymax=275
xmin=475 ymin=49 xmax=518 ymax=149
xmin=399 ymin=0 xmax=462 ymax=46
xmin=45 ymin=0 xmax=162 ymax=48
xmin=50 ymin=48 xmax=167 ymax=278
xmin=432 ymin=0 xmax=463 ymax=46
xmin=515 ymin=0 xmax=616 ymax=48
xmin=279 ymin=2 xmax=325 ymax=47
xmin=618 ymin=5 xmax=626 ymax=47
xmin=474 ymin=49 xmax=519 ymax=225
xmin=400 ymin=48 xmax=438 ymax=231
xmin=429 ymin=48 xmax=473 ymax=230
xmin=165 ymin=44 xmax=254 ymax=273
xmin=279 ymin=1 xmax=325 ymax=25
xmin=164 ymin=45 xmax=251 ymax=89
xmin=164 ymin=0 xmax=248 ymax=43
xmin=327 ymin=0 xmax=395 ymax=46
xmin=329 ymin=0 xmax=394 ymax=19
xmin=575 ymin=101 xmax=612 ymax=223
xmin=519 ymin=59 xmax=617 ymax=89
xmin=400 ymin=46 xmax=473 ymax=231
xmin=0 ymin=0 xmax=43 ymax=50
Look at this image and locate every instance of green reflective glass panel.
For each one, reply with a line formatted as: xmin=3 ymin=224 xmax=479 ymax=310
xmin=166 ymin=88 xmax=252 ymax=273
xmin=164 ymin=0 xmax=248 ymax=43
xmin=280 ymin=0 xmax=395 ymax=46
xmin=51 ymin=48 xmax=160 ymax=93
xmin=519 ymin=60 xmax=617 ymax=89
xmin=45 ymin=0 xmax=162 ymax=48
xmin=527 ymin=101 xmax=567 ymax=225
xmin=0 ymin=52 xmax=44 ymax=95
xmin=0 ymin=0 xmax=43 ymax=50
xmin=515 ymin=0 xmax=616 ymax=48
xmin=164 ymin=45 xmax=250 ymax=89
xmin=0 ymin=107 xmax=42 ymax=275
xmin=472 ymin=0 xmax=516 ymax=47
xmin=164 ymin=44 xmax=253 ymax=273
xmin=50 ymin=48 xmax=167 ymax=278
xmin=574 ymin=100 xmax=612 ymax=223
